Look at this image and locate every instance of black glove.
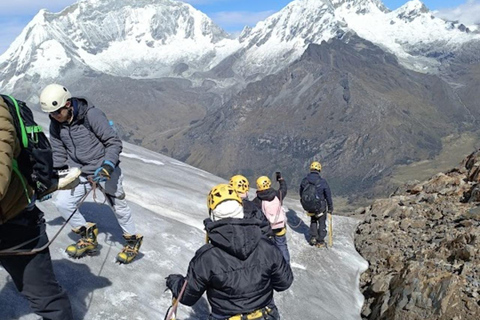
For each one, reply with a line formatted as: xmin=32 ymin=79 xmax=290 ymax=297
xmin=165 ymin=274 xmax=185 ymax=298
xmin=275 ymin=171 xmax=282 ymax=181
xmin=93 ymin=161 xmax=115 ymax=183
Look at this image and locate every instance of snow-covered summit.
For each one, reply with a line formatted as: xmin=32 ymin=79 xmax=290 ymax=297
xmin=1 ymin=0 xmax=480 ymax=91
xmin=0 ymin=0 xmax=240 ymax=89
xmin=330 ymin=0 xmax=388 ymax=13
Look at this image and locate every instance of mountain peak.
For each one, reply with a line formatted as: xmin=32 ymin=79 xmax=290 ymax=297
xmin=396 ymin=0 xmax=429 ymax=15
xmin=330 ymin=0 xmax=389 ymax=13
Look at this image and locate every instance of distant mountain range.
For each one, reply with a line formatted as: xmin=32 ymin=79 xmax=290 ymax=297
xmin=1 ymin=0 xmax=480 ymax=198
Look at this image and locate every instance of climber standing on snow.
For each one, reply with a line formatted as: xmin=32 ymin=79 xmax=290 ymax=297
xmin=39 ymin=84 xmax=143 ymax=264
xmin=166 ymin=183 xmax=293 ymax=320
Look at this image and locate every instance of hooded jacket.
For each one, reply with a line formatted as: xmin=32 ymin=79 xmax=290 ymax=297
xmin=49 ymin=97 xmax=122 ymax=175
xmin=0 ymin=96 xmax=34 ymax=224
xmin=299 ymin=171 xmax=333 ymax=212
xmin=252 ymin=179 xmax=287 ymax=212
xmin=169 ymin=218 xmax=293 ymax=317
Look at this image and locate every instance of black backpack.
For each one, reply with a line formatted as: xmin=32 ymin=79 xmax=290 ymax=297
xmin=300 ymin=181 xmax=326 ymax=213
xmin=2 ymin=95 xmax=56 ymax=199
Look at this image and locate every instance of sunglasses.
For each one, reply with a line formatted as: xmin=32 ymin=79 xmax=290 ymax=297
xmin=50 ymin=106 xmax=67 ymax=116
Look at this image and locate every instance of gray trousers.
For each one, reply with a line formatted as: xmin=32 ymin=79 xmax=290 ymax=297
xmin=54 ymin=166 xmax=137 ymax=235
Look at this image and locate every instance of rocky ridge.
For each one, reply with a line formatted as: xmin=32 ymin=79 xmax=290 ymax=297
xmin=355 ymin=151 xmax=480 ymax=319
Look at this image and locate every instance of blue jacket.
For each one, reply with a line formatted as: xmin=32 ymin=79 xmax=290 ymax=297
xmin=49 ymin=98 xmax=122 ymax=175
xmin=299 ymin=171 xmax=333 ymax=212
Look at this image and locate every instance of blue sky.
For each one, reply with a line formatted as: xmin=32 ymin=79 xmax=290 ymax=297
xmin=0 ymin=0 xmax=479 ymax=55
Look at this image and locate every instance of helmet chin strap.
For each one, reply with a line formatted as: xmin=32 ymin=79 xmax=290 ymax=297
xmin=67 ymin=107 xmax=74 ymax=124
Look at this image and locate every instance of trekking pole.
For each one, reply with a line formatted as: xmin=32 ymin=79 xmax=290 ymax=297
xmin=328 ymin=213 xmax=333 ymax=248
xmin=0 ymin=181 xmax=93 ymax=256
xmin=164 ymin=280 xmax=188 ymax=320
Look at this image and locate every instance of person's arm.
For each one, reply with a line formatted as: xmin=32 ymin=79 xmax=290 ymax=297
xmin=49 ymin=122 xmax=69 ymax=169
xmin=0 ymin=97 xmax=16 ymax=201
xmin=277 ymin=178 xmax=287 ymax=199
xmin=324 ymin=180 xmax=333 ymax=213
xmin=166 ymin=247 xmax=210 ymax=306
xmin=86 ymin=108 xmax=122 ymax=165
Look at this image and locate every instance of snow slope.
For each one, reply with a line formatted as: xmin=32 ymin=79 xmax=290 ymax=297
xmin=0 ymin=112 xmax=368 ymax=320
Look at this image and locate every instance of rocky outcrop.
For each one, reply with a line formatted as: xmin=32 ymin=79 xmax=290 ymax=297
xmin=355 ymin=151 xmax=480 ymax=319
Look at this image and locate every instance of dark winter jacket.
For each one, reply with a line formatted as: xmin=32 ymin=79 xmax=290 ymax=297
xmin=168 ymin=218 xmax=293 ymax=318
xmin=299 ymin=171 xmax=333 ymax=212
xmin=242 ymin=199 xmax=272 ymax=236
xmin=49 ymin=98 xmax=122 ymax=175
xmin=252 ymin=179 xmax=287 ymax=208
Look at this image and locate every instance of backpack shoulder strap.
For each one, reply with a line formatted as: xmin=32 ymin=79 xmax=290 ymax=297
xmin=3 ymin=95 xmax=28 ymax=148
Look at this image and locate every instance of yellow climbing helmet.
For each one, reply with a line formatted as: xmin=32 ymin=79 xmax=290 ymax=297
xmin=310 ymin=161 xmax=322 ymax=171
xmin=229 ymin=175 xmax=250 ymax=194
xmin=207 ymin=184 xmax=243 ymax=211
xmin=256 ymin=176 xmax=271 ymax=191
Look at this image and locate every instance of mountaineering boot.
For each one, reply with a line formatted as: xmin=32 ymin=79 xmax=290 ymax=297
xmin=309 ymin=237 xmax=317 ymax=246
xmin=116 ymin=234 xmax=143 ymax=264
xmin=66 ymin=222 xmax=99 ymax=258
xmin=315 ymin=241 xmax=326 ymax=249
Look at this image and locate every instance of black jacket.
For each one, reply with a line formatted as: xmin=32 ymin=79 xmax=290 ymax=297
xmin=242 ymin=199 xmax=272 ymax=236
xmin=299 ymin=171 xmax=333 ymax=212
xmin=168 ymin=218 xmax=293 ymax=317
xmin=252 ymin=179 xmax=287 ymax=209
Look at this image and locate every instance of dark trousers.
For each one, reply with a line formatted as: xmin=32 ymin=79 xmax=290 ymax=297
xmin=0 ymin=206 xmax=73 ymax=320
xmin=309 ymin=213 xmax=327 ymax=243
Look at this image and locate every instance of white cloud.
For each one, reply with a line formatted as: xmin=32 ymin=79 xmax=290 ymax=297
xmin=434 ymin=0 xmax=480 ymax=25
xmin=210 ymin=10 xmax=276 ymax=29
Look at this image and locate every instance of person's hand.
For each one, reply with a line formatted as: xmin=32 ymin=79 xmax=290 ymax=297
xmin=165 ymin=274 xmax=185 ymax=297
xmin=275 ymin=172 xmax=282 ymax=181
xmin=93 ymin=161 xmax=115 ymax=183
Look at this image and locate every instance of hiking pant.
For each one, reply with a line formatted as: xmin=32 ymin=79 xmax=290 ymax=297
xmin=310 ymin=212 xmax=327 ymax=243
xmin=0 ymin=206 xmax=73 ymax=320
xmin=54 ymin=166 xmax=137 ymax=235
xmin=209 ymin=305 xmax=280 ymax=320
xmin=272 ymin=229 xmax=290 ymax=264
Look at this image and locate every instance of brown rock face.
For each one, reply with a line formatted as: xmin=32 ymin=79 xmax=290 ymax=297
xmin=355 ymin=151 xmax=480 ymax=319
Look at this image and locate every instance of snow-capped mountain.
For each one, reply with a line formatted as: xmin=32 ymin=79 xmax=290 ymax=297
xmin=0 ymin=0 xmax=240 ymax=90
xmin=233 ymin=0 xmax=480 ymax=76
xmin=1 ymin=0 xmax=479 ymax=92
xmin=335 ymin=0 xmax=480 ymax=71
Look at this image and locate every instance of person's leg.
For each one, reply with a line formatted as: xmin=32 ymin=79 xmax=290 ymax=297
xmin=274 ymin=233 xmax=290 ymax=264
xmin=0 ymin=208 xmax=73 ymax=320
xmin=54 ymin=176 xmax=91 ymax=229
xmin=309 ymin=215 xmax=319 ymax=245
xmin=103 ymin=166 xmax=142 ymax=263
xmin=317 ymin=213 xmax=327 ymax=243
xmin=103 ymin=167 xmax=136 ymax=235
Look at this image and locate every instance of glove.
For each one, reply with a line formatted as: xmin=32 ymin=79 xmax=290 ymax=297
xmin=93 ymin=161 xmax=115 ymax=183
xmin=165 ymin=274 xmax=185 ymax=297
